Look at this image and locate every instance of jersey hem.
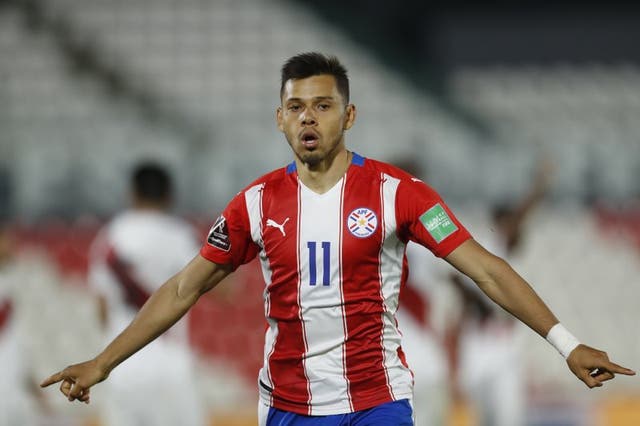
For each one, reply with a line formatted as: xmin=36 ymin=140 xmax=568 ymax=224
xmin=260 ymin=390 xmax=414 ymax=416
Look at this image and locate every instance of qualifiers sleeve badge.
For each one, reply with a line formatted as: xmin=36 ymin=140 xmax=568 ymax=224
xmin=419 ymin=203 xmax=458 ymax=243
xmin=347 ymin=207 xmax=378 ymax=238
xmin=207 ymin=215 xmax=231 ymax=251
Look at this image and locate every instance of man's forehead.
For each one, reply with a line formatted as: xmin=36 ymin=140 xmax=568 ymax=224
xmin=282 ymin=75 xmax=341 ymax=101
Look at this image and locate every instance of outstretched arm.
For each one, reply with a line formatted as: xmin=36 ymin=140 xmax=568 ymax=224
xmin=445 ymin=239 xmax=635 ymax=388
xmin=40 ymin=255 xmax=232 ymax=403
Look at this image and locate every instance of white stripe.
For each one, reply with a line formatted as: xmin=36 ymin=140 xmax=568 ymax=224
xmin=258 ymin=317 xmax=278 ymax=405
xmin=296 ymin=182 xmax=313 ymax=413
xmin=245 ymin=184 xmax=272 ymax=291
xmin=245 ymin=184 xmax=277 ymax=395
xmin=379 ymin=175 xmax=404 ymax=313
xmin=379 ymin=174 xmax=413 ymax=400
xmin=245 ymin=184 xmax=264 ymax=248
xmin=377 ymin=174 xmax=394 ymax=399
xmin=298 ymin=179 xmax=351 ymax=414
xmin=337 ymin=177 xmax=353 ymax=412
xmin=244 ymin=184 xmax=272 ymax=311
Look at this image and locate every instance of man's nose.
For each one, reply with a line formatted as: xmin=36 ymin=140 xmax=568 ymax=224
xmin=301 ymin=110 xmax=317 ymax=126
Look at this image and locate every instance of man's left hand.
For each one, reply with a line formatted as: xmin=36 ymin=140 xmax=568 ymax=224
xmin=567 ymin=344 xmax=635 ymax=388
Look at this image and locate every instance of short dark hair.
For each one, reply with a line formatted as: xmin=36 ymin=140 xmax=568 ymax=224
xmin=280 ymin=52 xmax=350 ymax=103
xmin=131 ymin=162 xmax=172 ymax=202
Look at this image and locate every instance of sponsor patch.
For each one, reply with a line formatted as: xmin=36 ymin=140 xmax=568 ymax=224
xmin=207 ymin=215 xmax=230 ymax=251
xmin=347 ymin=207 xmax=378 ymax=238
xmin=419 ymin=203 xmax=458 ymax=243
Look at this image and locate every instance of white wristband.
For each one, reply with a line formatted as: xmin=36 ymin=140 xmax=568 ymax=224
xmin=546 ymin=323 xmax=580 ymax=359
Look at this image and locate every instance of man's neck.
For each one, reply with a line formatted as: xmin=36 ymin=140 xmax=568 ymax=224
xmin=131 ymin=200 xmax=169 ymax=211
xmin=296 ymin=149 xmax=351 ymax=194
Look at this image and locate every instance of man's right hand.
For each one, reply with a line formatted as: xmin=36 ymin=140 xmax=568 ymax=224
xmin=40 ymin=358 xmax=110 ymax=404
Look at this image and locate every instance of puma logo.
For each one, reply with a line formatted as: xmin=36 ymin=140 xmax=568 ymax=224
xmin=266 ymin=217 xmax=290 ymax=237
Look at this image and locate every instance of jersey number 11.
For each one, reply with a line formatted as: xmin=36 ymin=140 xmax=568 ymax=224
xmin=307 ymin=241 xmax=331 ymax=286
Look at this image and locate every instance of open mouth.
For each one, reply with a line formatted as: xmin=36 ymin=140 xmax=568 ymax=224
xmin=300 ymin=130 xmax=319 ymax=148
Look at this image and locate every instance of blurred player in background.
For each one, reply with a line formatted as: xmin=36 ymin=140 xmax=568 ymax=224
xmin=399 ymin=241 xmax=452 ymax=426
xmin=87 ymin=163 xmax=206 ymax=426
xmin=0 ymin=222 xmax=48 ymax=425
xmin=451 ymin=159 xmax=553 ymax=426
xmin=42 ymin=53 xmax=635 ymax=426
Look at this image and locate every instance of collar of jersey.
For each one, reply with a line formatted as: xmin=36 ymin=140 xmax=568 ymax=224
xmin=285 ymin=152 xmax=365 ymax=174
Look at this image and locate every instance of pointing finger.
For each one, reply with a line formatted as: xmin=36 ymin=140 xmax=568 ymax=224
xmin=605 ymin=361 xmax=636 ymax=376
xmin=40 ymin=372 xmax=64 ymax=388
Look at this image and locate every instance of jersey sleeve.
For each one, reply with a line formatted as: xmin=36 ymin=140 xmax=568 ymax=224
xmin=200 ymin=191 xmax=258 ymax=270
xmin=395 ymin=179 xmax=471 ymax=258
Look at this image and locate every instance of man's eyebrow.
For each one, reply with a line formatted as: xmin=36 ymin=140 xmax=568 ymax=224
xmin=285 ymin=96 xmax=336 ymax=103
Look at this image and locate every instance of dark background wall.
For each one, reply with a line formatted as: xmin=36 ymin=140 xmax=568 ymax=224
xmin=300 ymin=1 xmax=640 ymax=83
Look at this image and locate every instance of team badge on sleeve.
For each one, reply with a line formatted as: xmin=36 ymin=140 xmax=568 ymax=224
xmin=420 ymin=203 xmax=458 ymax=243
xmin=207 ymin=215 xmax=231 ymax=251
xmin=347 ymin=207 xmax=378 ymax=238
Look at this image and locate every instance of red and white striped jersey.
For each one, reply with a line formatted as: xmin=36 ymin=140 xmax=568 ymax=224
xmin=200 ymin=153 xmax=471 ymax=415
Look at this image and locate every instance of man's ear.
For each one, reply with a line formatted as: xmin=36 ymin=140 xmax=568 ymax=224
xmin=343 ymin=104 xmax=357 ymax=130
xmin=276 ymin=106 xmax=284 ymax=132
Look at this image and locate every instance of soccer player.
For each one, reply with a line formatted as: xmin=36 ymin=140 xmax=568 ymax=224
xmin=41 ymin=53 xmax=635 ymax=425
xmin=452 ymin=159 xmax=553 ymax=426
xmin=0 ymin=222 xmax=49 ymax=425
xmin=86 ymin=163 xmax=206 ymax=426
xmin=397 ymin=241 xmax=452 ymax=426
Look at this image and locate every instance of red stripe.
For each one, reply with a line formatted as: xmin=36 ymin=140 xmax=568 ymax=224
xmin=105 ymin=247 xmax=150 ymax=309
xmin=262 ymin=178 xmax=311 ymax=414
xmin=0 ymin=300 xmax=13 ymax=332
xmin=341 ymin=172 xmax=392 ymax=411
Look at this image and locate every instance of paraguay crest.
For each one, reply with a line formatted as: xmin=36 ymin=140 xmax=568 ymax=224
xmin=347 ymin=207 xmax=378 ymax=238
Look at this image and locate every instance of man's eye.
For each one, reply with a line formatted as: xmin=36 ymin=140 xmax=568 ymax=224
xmin=288 ymin=105 xmax=301 ymax=112
xmin=318 ymin=104 xmax=330 ymax=110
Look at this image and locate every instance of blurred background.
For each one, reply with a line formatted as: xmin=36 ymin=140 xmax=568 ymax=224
xmin=0 ymin=0 xmax=639 ymax=425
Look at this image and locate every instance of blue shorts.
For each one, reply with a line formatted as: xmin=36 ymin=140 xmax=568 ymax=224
xmin=265 ymin=399 xmax=413 ymax=426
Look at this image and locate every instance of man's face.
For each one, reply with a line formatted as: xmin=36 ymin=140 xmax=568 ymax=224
xmin=277 ymin=74 xmax=355 ymax=168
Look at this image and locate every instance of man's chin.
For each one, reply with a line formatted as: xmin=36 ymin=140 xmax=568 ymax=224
xmin=300 ymin=152 xmax=323 ymax=167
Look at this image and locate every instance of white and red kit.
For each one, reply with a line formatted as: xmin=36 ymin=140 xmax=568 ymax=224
xmin=89 ymin=210 xmax=205 ymax=426
xmin=200 ymin=153 xmax=471 ymax=416
xmin=89 ymin=210 xmax=199 ymax=345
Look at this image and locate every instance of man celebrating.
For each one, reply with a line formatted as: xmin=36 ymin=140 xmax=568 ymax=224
xmin=42 ymin=53 xmax=634 ymax=425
